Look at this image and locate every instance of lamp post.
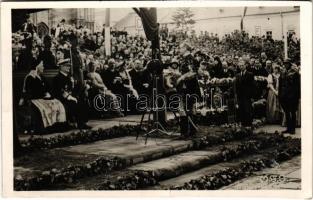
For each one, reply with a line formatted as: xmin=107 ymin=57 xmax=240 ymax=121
xmin=281 ymin=11 xmax=288 ymax=59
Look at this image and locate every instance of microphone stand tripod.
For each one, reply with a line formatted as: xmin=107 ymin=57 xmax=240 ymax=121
xmin=136 ymin=72 xmax=171 ymax=145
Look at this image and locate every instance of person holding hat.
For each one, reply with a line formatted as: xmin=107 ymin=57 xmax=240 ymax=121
xmin=52 ymin=59 xmax=91 ymax=129
xmin=278 ymin=60 xmax=300 ymax=134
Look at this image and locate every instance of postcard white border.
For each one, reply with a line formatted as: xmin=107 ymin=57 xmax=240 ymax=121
xmin=1 ymin=1 xmax=312 ymax=198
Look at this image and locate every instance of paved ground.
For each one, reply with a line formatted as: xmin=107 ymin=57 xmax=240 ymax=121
xmin=221 ymin=156 xmax=301 ymax=190
xmin=255 ymin=124 xmax=301 ymax=139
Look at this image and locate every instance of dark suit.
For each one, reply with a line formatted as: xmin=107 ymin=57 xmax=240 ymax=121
xmin=252 ymin=66 xmax=269 ymax=77
xmin=234 ymin=71 xmax=255 ymax=126
xmin=20 ymin=22 xmax=36 ymax=50
xmin=279 ymin=69 xmax=300 ymax=132
xmin=221 ymin=69 xmax=235 ymax=78
xmin=52 ymin=72 xmax=88 ymax=126
xmin=129 ymin=69 xmax=151 ymax=96
xmin=177 ymin=73 xmax=201 ymax=137
xmin=38 ymin=49 xmax=56 ymax=69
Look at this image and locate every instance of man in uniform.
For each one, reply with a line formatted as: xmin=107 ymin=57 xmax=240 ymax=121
xmin=279 ymin=61 xmax=300 ymax=134
xmin=52 ymin=60 xmax=91 ymax=129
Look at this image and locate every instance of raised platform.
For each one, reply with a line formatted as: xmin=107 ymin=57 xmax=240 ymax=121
xmin=14 ymin=115 xmax=301 ymax=191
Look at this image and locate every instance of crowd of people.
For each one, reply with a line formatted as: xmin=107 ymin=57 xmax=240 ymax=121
xmin=14 ymin=15 xmax=301 ymax=136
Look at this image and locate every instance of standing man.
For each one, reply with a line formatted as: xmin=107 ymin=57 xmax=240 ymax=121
xmin=278 ymin=61 xmax=300 ymax=134
xmin=20 ymin=14 xmax=37 ymax=50
xmin=234 ymin=59 xmax=255 ymax=127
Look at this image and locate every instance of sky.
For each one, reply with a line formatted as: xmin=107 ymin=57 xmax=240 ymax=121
xmin=93 ymin=7 xmax=296 ymax=31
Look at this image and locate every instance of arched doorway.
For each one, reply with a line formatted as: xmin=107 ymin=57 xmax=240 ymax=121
xmin=37 ymin=22 xmax=49 ymax=39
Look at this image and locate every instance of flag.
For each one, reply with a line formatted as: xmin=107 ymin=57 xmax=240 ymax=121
xmin=133 ymin=7 xmax=160 ymax=57
xmin=240 ymin=7 xmax=247 ymax=31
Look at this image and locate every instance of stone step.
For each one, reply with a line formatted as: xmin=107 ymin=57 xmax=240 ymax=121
xmin=95 ymin=134 xmax=301 ymax=190
xmin=150 ymin=154 xmax=265 ymax=189
xmin=62 ymin=136 xmax=194 ymax=165
xmin=47 ymin=141 xmax=245 ymax=190
xmin=148 ymin=147 xmax=301 ymax=190
xmin=14 ymin=136 xmax=193 ymax=178
xmin=127 ymin=141 xmax=250 ymax=181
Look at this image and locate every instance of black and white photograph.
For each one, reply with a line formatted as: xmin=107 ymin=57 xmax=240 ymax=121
xmin=1 ymin=1 xmax=312 ymax=198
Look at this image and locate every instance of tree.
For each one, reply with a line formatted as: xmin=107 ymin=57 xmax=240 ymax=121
xmin=172 ymin=8 xmax=196 ymax=32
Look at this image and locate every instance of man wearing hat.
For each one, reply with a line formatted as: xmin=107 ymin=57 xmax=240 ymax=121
xmin=278 ymin=60 xmax=300 ymax=134
xmin=52 ymin=59 xmax=91 ymax=129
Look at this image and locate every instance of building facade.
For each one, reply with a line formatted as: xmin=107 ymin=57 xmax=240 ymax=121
xmin=30 ymin=8 xmax=95 ymax=38
xmin=110 ymin=7 xmax=300 ymax=40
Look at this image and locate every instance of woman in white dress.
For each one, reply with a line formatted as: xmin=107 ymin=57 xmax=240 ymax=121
xmin=266 ymin=64 xmax=282 ymax=124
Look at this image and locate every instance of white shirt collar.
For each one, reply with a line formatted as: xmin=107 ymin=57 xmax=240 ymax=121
xmin=60 ymin=71 xmax=68 ymax=77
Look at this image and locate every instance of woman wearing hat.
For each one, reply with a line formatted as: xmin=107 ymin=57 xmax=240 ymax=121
xmin=19 ymin=61 xmax=66 ymax=132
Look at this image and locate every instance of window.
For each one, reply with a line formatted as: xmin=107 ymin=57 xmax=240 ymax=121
xmin=288 ymin=30 xmax=295 ymax=37
xmin=266 ymin=31 xmax=272 ymax=39
xmin=255 ymin=26 xmax=261 ymax=37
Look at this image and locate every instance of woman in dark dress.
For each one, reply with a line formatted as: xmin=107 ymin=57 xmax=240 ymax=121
xmin=19 ymin=61 xmax=66 ymax=132
xmin=21 ymin=61 xmax=51 ymax=101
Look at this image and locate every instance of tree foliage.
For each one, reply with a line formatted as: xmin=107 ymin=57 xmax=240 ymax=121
xmin=172 ymin=8 xmax=196 ymax=31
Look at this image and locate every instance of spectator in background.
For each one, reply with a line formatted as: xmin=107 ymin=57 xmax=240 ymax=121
xmin=128 ymin=59 xmax=151 ymax=96
xmin=265 ymin=60 xmax=272 ymax=75
xmin=87 ymin=61 xmax=123 ymax=117
xmin=221 ymin=61 xmax=235 ymax=78
xmin=38 ymin=35 xmax=57 ymax=69
xmin=212 ymin=56 xmax=224 ymax=78
xmin=20 ymin=14 xmax=37 ymax=50
xmin=252 ymin=59 xmax=268 ymax=77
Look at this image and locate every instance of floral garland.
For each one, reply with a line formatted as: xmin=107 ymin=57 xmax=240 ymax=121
xmin=18 ymin=112 xmax=265 ymax=152
xmin=201 ymin=76 xmax=267 ymax=88
xmin=14 ymin=116 xmax=267 ymax=191
xmin=97 ymin=134 xmax=300 ymax=190
xmin=171 ymin=141 xmax=301 ymax=190
xmin=14 ymin=156 xmax=127 ymax=191
xmin=19 ymin=124 xmax=144 ymax=151
xmin=14 ymin=125 xmax=255 ymax=191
